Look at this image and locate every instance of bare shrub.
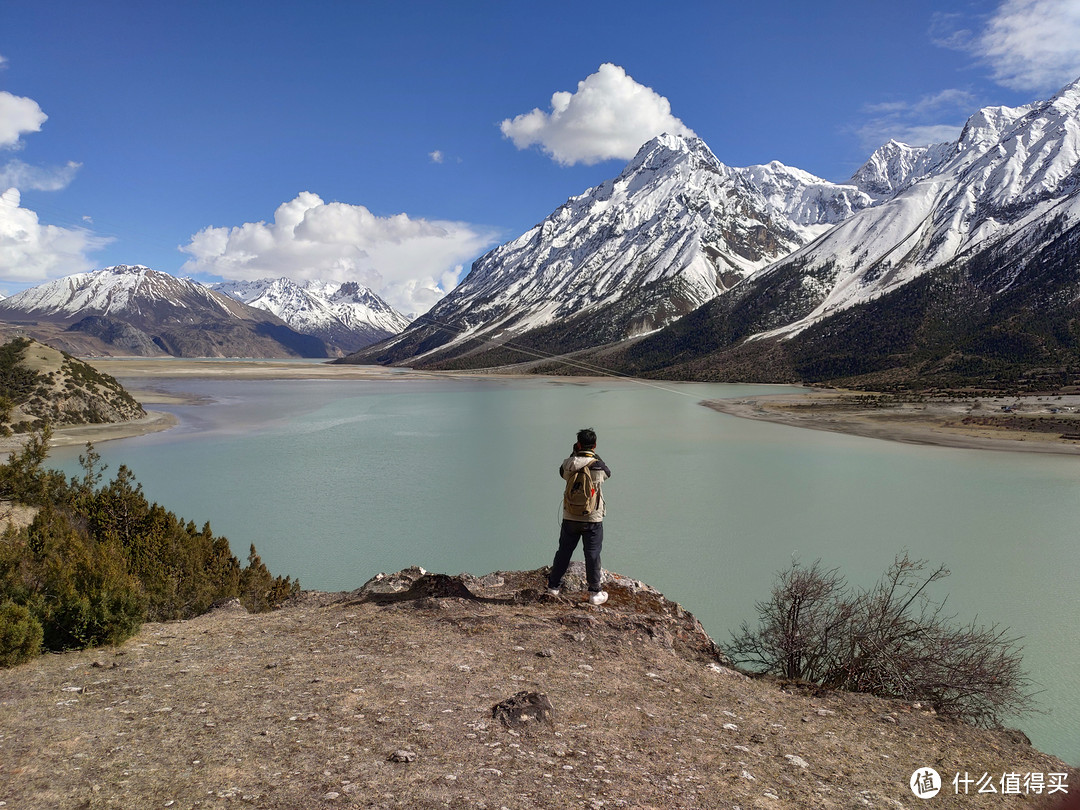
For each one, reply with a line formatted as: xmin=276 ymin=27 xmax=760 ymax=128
xmin=727 ymin=553 xmax=1036 ymax=727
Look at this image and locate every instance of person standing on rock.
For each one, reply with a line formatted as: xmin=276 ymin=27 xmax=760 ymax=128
xmin=547 ymin=427 xmax=611 ymax=605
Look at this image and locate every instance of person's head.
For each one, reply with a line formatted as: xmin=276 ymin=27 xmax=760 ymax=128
xmin=576 ymin=428 xmax=597 ymax=450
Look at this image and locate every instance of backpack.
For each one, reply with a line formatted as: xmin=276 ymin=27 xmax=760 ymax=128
xmin=563 ymin=453 xmax=599 ymax=518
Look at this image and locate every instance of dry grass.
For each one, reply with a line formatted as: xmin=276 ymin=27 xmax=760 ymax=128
xmin=0 ymin=566 xmax=1073 ymax=809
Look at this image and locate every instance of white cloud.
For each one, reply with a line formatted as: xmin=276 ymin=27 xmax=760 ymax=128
xmin=429 ymin=149 xmax=445 ymax=164
xmin=0 ymin=91 xmax=47 ymax=149
xmin=934 ymin=1 xmax=1080 ymax=92
xmin=974 ymin=0 xmax=1080 ymax=91
xmin=855 ymin=88 xmax=974 ymax=150
xmin=0 ymin=159 xmax=81 ymax=191
xmin=500 ymin=63 xmax=695 ymax=166
xmin=179 ymin=192 xmax=499 ymax=315
xmin=0 ymin=187 xmax=112 ymax=282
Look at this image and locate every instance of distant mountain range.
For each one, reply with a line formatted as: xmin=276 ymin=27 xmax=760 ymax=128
xmin=351 ymin=133 xmax=872 ymax=368
xmin=211 ymin=278 xmax=410 ymax=355
xmin=4 ymin=78 xmax=1079 ymax=389
xmin=0 ymin=267 xmax=409 ymax=358
xmin=345 ymin=77 xmax=1080 ymax=390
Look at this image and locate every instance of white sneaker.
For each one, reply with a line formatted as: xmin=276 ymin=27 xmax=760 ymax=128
xmin=546 ymin=587 xmax=561 ymax=596
xmin=588 ymin=590 xmax=608 ymax=606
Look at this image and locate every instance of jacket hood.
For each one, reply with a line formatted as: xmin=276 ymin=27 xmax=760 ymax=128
xmin=564 ymin=454 xmax=596 ymax=473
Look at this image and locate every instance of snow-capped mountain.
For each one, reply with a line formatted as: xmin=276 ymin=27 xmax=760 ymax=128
xmin=0 ymin=265 xmax=328 ymax=358
xmin=353 ymin=134 xmax=863 ymax=368
xmin=848 ymin=140 xmax=955 ymax=200
xmin=604 ymin=76 xmax=1080 ymax=387
xmin=735 ymin=162 xmax=873 ymax=241
xmin=212 ymin=278 xmax=409 ymax=354
xmin=734 ymin=77 xmax=1080 ymax=343
xmin=0 ymin=265 xmax=253 ymax=322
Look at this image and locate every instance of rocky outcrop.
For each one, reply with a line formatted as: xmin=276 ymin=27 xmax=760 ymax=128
xmin=352 ymin=563 xmax=729 ymax=665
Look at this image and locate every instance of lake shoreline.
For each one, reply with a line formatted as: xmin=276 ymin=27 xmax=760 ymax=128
xmin=15 ymin=356 xmax=1080 ymax=457
xmin=706 ymin=390 xmax=1080 ymax=455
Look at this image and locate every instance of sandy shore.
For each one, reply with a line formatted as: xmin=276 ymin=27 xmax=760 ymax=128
xmin=0 ymin=410 xmax=180 ymax=455
xmin=84 ymin=356 xmax=443 ymax=380
xmin=707 ymin=390 xmax=1080 ymax=455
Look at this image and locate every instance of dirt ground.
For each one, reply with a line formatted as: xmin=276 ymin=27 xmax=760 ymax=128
xmin=707 ymin=391 xmax=1080 ymax=455
xmin=0 ymin=565 xmax=1073 ymax=810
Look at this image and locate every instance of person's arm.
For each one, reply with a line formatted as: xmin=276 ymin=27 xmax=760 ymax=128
xmin=591 ymin=457 xmax=612 ymax=477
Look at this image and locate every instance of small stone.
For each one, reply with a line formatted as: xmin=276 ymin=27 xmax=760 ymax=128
xmin=785 ymin=755 xmax=810 ymax=769
xmin=491 ymin=691 xmax=554 ymax=729
xmin=879 ymin=714 xmax=898 ymax=724
xmin=323 ymin=792 xmax=340 ymax=800
xmin=388 ymin=750 xmax=416 ymax=763
xmin=741 ymin=770 xmax=756 ymax=781
xmin=537 ymin=649 xmax=555 ymax=658
xmin=816 ymin=709 xmax=835 ymax=716
xmin=723 ymin=723 xmax=739 ymax=731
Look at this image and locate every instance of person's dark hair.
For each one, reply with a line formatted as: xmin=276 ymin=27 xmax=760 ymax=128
xmin=576 ymin=428 xmax=597 ymax=449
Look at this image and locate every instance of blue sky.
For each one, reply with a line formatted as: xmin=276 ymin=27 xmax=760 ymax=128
xmin=3 ymin=0 xmax=1080 ymax=314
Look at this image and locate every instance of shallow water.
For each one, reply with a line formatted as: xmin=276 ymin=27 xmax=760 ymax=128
xmin=47 ymin=374 xmax=1080 ymax=764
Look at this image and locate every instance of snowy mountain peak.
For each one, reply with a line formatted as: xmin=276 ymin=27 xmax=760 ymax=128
xmin=849 ymin=140 xmax=954 ymax=200
xmin=0 ymin=265 xmax=238 ymax=320
xmin=956 ymin=104 xmax=1033 ymax=155
xmin=618 ymin=133 xmax=725 ymax=180
xmin=212 ymin=277 xmax=409 ymax=353
xmin=742 ymin=75 xmax=1080 ymax=344
xmin=736 ymin=161 xmax=873 ymax=234
xmin=1049 ymin=75 xmax=1080 ymax=111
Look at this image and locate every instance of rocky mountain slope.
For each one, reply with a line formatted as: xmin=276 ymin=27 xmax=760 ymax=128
xmin=0 ymin=336 xmax=144 ymax=433
xmin=603 ymin=77 xmax=1080 ymax=389
xmin=213 ymin=278 xmax=410 ymax=355
xmin=0 ymin=266 xmax=329 ymax=358
xmin=345 ymin=78 xmax=1080 ymax=390
xmin=345 ymin=134 xmax=869 ymax=369
xmin=1 ymin=565 xmax=1072 ymax=809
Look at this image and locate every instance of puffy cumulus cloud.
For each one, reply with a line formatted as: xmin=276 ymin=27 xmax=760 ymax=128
xmin=500 ymin=63 xmax=695 ymax=166
xmin=0 ymin=159 xmax=81 ymax=191
xmin=180 ymin=192 xmax=499 ymax=316
xmin=975 ymin=0 xmax=1080 ymax=91
xmin=0 ymin=188 xmax=112 ymax=283
xmin=0 ymin=91 xmax=47 ymax=149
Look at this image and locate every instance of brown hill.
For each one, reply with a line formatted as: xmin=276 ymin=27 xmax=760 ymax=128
xmin=0 ymin=337 xmax=144 ymax=434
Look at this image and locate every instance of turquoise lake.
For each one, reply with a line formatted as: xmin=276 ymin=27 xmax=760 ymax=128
xmin=46 ymin=373 xmax=1080 ymax=765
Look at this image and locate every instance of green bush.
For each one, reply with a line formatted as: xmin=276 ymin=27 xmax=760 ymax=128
xmin=26 ymin=506 xmax=146 ymax=650
xmin=0 ymin=601 xmax=43 ymax=666
xmin=0 ymin=431 xmax=298 ymax=665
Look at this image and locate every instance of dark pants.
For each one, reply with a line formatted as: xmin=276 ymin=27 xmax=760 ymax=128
xmin=548 ymin=519 xmax=604 ymax=592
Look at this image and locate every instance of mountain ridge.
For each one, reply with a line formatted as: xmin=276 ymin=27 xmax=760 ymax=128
xmin=350 ymin=76 xmax=1080 ymax=390
xmin=212 ymin=277 xmax=410 ymax=355
xmin=342 ymin=133 xmax=869 ymax=369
